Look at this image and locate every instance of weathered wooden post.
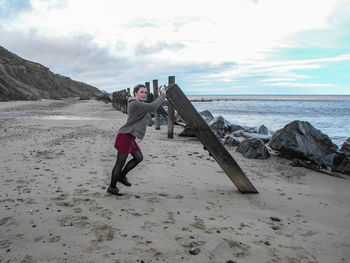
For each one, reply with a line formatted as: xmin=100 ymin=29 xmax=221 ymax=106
xmin=117 ymin=91 xmax=121 ymax=110
xmin=112 ymin=91 xmax=117 ymax=109
xmin=166 ymin=83 xmax=258 ymax=194
xmin=153 ymin=79 xmax=161 ymax=130
xmin=167 ymin=76 xmax=175 ymax=138
xmin=145 ymin=82 xmax=153 ymax=126
xmin=121 ymin=89 xmax=128 ymax=113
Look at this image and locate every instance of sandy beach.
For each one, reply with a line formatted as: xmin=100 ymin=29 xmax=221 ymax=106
xmin=0 ymin=99 xmax=349 ymax=263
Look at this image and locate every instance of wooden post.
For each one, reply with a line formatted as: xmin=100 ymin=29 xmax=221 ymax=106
xmin=166 ymin=83 xmax=258 ymax=194
xmin=167 ymin=76 xmax=175 ymax=138
xmin=153 ymin=79 xmax=161 ymax=130
xmin=145 ymin=82 xmax=153 ymax=126
xmin=121 ymin=89 xmax=128 ymax=113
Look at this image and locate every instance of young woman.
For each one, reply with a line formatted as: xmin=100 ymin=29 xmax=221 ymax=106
xmin=107 ymin=84 xmax=167 ymax=196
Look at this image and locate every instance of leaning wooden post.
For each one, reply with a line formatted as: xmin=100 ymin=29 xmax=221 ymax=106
xmin=153 ymin=79 xmax=161 ymax=130
xmin=167 ymin=76 xmax=175 ymax=138
xmin=145 ymin=82 xmax=153 ymax=126
xmin=166 ymin=83 xmax=258 ymax=194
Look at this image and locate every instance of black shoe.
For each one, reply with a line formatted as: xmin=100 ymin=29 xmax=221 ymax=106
xmin=118 ymin=177 xmax=132 ymax=187
xmin=107 ymin=186 xmax=124 ymax=196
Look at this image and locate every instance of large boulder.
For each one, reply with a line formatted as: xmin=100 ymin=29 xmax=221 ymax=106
xmin=199 ymin=110 xmax=214 ymax=123
xmin=229 ymin=123 xmax=245 ymax=133
xmin=332 ymin=138 xmax=350 ymax=175
xmin=240 ymin=131 xmax=271 ymax=143
xmin=269 ymin=120 xmax=338 ymax=167
xmin=179 ymin=126 xmax=196 ymax=137
xmin=236 ymin=138 xmax=270 ymax=159
xmin=208 ymin=116 xmax=231 ymax=134
xmin=222 ymin=136 xmax=240 ymax=146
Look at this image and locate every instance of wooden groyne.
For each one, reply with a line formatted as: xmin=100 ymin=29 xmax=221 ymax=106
xmin=112 ymin=76 xmax=258 ymax=193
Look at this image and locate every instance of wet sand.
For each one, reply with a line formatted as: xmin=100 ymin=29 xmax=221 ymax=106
xmin=0 ymin=99 xmax=349 ymax=262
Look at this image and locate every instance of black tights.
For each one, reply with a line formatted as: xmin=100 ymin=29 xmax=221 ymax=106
xmin=110 ymin=150 xmax=143 ymax=188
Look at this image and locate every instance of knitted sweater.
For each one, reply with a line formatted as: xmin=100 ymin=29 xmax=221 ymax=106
xmin=118 ymin=94 xmax=166 ymax=139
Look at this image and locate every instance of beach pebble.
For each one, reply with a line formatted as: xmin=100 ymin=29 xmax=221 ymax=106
xmin=272 ymin=225 xmax=280 ymax=230
xmin=264 ymin=241 xmax=271 ymax=246
xmin=190 ymin=246 xmax=200 ymax=255
xmin=270 ymin=216 xmax=281 ymax=222
xmin=226 ymin=261 xmax=237 ymax=263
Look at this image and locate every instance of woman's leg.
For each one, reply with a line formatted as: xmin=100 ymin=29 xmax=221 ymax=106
xmin=119 ymin=150 xmax=143 ymax=184
xmin=109 ymin=151 xmax=128 ymax=188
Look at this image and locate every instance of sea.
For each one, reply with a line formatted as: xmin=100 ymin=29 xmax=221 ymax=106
xmin=188 ymin=95 xmax=350 ymax=147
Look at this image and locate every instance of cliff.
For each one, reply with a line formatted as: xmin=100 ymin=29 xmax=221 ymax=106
xmin=0 ymin=46 xmax=103 ymax=101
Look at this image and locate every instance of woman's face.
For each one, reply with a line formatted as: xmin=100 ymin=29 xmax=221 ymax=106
xmin=135 ymin=87 xmax=147 ymax=101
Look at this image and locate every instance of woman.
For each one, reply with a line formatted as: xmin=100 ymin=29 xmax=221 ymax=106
xmin=107 ymin=84 xmax=167 ymax=196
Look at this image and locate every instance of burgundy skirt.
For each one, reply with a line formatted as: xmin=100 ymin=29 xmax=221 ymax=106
xmin=114 ymin=133 xmax=140 ymax=154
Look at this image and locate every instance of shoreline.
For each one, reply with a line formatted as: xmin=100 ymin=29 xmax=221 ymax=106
xmin=1 ymin=99 xmax=349 ymax=262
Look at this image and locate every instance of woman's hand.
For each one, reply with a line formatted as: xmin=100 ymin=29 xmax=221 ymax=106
xmin=159 ymin=85 xmax=167 ymax=95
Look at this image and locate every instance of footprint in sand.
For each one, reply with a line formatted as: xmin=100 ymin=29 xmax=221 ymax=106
xmin=92 ymin=222 xmax=115 ymax=242
xmin=0 ymin=217 xmax=17 ymax=226
xmin=58 ymin=215 xmax=90 ymax=228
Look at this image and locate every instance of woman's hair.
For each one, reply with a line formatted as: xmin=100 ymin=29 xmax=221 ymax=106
xmin=133 ymin=84 xmax=146 ymax=96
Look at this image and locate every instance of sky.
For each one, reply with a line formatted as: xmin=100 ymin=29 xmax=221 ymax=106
xmin=0 ymin=0 xmax=349 ymax=95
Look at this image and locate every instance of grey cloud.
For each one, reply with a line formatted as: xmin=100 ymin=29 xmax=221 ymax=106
xmin=0 ymin=27 xmax=249 ymax=94
xmin=0 ymin=0 xmax=32 ymax=18
xmin=0 ymin=28 xmax=132 ymax=89
xmin=135 ymin=40 xmax=185 ymax=56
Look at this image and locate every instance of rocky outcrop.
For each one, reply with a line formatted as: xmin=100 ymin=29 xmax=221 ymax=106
xmin=332 ymin=138 xmax=350 ymax=175
xmin=237 ymin=138 xmax=270 ymax=159
xmin=0 ymin=46 xmax=103 ymax=101
xmin=269 ymin=120 xmax=338 ymax=167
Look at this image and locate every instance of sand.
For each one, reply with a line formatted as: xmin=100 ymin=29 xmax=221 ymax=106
xmin=0 ymin=99 xmax=349 ymax=263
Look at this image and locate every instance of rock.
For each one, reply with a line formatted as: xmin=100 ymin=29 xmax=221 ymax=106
xmin=179 ymin=126 xmax=197 ymax=137
xmin=199 ymin=110 xmax=214 ymax=123
xmin=269 ymin=120 xmax=338 ymax=167
xmin=79 ymin=95 xmax=90 ymax=100
xmin=175 ymin=112 xmax=186 ymax=125
xmin=229 ymin=123 xmax=245 ymax=133
xmin=240 ymin=131 xmax=271 ymax=143
xmin=233 ymin=130 xmax=244 ymax=137
xmin=245 ymin=127 xmax=258 ymax=133
xmin=258 ymin=124 xmax=269 ymax=135
xmin=190 ymin=246 xmax=200 ymax=255
xmin=236 ymin=138 xmax=270 ymax=159
xmin=223 ymin=136 xmax=240 ymax=146
xmin=208 ymin=116 xmax=231 ymax=134
xmin=270 ymin=216 xmax=281 ymax=222
xmin=96 ymin=94 xmax=112 ymax=103
xmin=340 ymin=137 xmax=350 ymax=155
xmin=332 ymin=137 xmax=350 ymax=175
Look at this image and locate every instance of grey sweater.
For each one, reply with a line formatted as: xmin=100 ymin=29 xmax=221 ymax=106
xmin=118 ymin=94 xmax=166 ymax=139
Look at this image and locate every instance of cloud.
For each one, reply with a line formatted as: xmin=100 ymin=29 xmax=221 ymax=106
xmin=135 ymin=41 xmax=186 ymax=56
xmin=0 ymin=27 xmax=131 ymax=87
xmin=0 ymin=0 xmax=32 ymax=18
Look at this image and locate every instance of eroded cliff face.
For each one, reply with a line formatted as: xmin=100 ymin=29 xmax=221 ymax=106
xmin=0 ymin=46 xmax=103 ymax=101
